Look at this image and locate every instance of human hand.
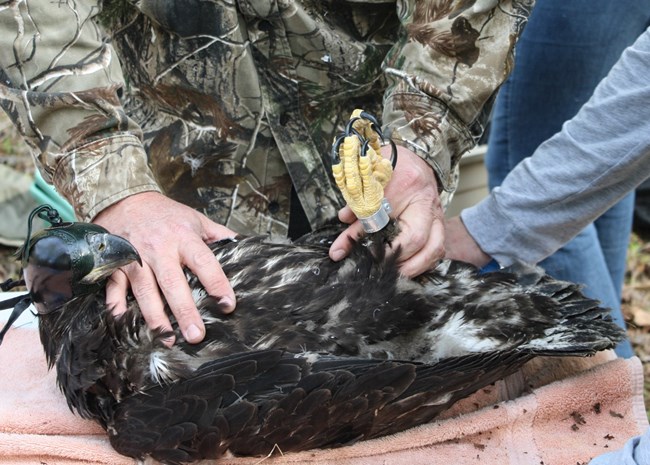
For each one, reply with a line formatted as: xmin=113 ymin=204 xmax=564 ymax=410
xmin=329 ymin=145 xmax=445 ymax=277
xmin=444 ymin=216 xmax=491 ymax=268
xmin=93 ymin=191 xmax=237 ymax=345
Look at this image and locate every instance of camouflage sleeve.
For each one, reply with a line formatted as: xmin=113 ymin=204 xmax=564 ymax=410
xmin=0 ymin=0 xmax=161 ymax=221
xmin=382 ymin=0 xmax=533 ymax=195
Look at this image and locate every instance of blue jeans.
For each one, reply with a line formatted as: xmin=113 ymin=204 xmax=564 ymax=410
xmin=486 ymin=0 xmax=650 ymax=358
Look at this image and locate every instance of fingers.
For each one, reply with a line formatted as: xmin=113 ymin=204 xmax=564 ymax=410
xmin=122 ymin=259 xmax=175 ymax=345
xmin=105 ymin=269 xmax=129 ymax=316
xmin=389 ymin=190 xmax=445 ymax=274
xmin=329 ymin=220 xmax=364 ymax=262
xmin=102 ymin=223 xmax=177 ymax=346
xmin=147 ymin=248 xmax=205 ymax=343
xmin=93 ymin=192 xmax=238 ymax=346
xmin=330 ymin=201 xmax=445 ymax=275
xmin=396 ymin=209 xmax=446 ymax=277
xmin=144 ymin=222 xmax=236 ymax=343
xmin=330 ymin=145 xmax=446 ymax=275
xmin=338 ymin=206 xmax=356 ymax=224
xmin=182 ymin=239 xmax=236 ymax=314
xmin=199 ymin=215 xmax=237 ymax=244
xmin=330 ymin=207 xmax=362 ymax=261
xmin=106 ymin=260 xmax=172 ymax=340
xmin=195 ymin=217 xmax=237 ymax=312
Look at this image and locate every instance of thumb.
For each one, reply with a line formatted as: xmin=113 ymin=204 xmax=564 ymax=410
xmin=200 ymin=215 xmax=237 ymax=242
xmin=338 ymin=206 xmax=357 ymax=224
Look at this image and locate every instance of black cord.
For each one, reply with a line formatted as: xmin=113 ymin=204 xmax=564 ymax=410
xmin=22 ymin=205 xmax=62 ymax=262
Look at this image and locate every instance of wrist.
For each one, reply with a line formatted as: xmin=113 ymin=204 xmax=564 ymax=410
xmin=93 ymin=190 xmax=163 ymax=224
xmin=444 ymin=216 xmax=491 ymax=268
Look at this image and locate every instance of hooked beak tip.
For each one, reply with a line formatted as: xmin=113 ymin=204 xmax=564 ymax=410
xmin=82 ymin=234 xmax=141 ymax=284
xmin=105 ymin=233 xmax=141 ymax=268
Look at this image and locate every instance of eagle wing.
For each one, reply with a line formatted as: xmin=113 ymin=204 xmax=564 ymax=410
xmin=107 ymin=348 xmax=536 ymax=463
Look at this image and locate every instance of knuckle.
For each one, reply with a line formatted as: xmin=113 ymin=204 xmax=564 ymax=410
xmin=407 ymin=229 xmax=428 ymax=249
xmin=175 ymin=218 xmax=200 ymax=236
xmin=131 ymin=279 xmax=159 ymax=300
xmin=204 ymin=273 xmax=229 ymax=294
xmin=157 ymin=270 xmax=184 ymax=291
xmin=171 ymin=304 xmax=198 ymax=322
xmin=399 ymin=260 xmax=418 ymax=278
xmin=192 ymin=248 xmax=217 ymax=269
xmin=426 ymin=244 xmax=445 ymax=265
xmin=401 ymin=166 xmax=428 ymax=188
xmin=142 ymin=312 xmax=172 ymax=332
xmin=134 ymin=235 xmax=160 ymax=254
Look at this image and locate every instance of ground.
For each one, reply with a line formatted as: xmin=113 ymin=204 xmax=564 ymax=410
xmin=1 ymin=113 xmax=649 ymax=416
xmin=624 ymin=234 xmax=650 ymax=408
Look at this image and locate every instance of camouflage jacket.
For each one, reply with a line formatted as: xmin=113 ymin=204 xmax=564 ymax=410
xmin=0 ymin=0 xmax=533 ymax=236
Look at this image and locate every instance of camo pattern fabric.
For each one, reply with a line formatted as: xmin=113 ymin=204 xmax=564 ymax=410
xmin=0 ymin=0 xmax=534 ymax=236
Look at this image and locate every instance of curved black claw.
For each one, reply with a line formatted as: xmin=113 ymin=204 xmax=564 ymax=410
xmin=333 ymin=118 xmax=369 ymax=164
xmin=331 ymin=134 xmax=345 ymax=164
xmin=344 ymin=116 xmax=362 ymax=137
xmin=387 ymin=139 xmax=398 ymax=169
xmin=332 ymin=111 xmax=398 ymax=169
xmin=343 ymin=117 xmax=364 ymax=139
xmin=358 ymin=110 xmax=382 ymax=135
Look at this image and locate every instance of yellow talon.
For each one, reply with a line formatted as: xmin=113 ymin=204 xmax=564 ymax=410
xmin=331 ymin=109 xmax=395 ymax=230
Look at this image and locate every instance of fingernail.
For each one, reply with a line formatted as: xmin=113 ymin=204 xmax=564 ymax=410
xmin=330 ymin=249 xmax=345 ymax=261
xmin=185 ymin=324 xmax=203 ymax=342
xmin=218 ymin=296 xmax=235 ymax=313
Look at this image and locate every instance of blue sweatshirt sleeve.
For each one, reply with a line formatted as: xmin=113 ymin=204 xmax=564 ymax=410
xmin=460 ymin=27 xmax=650 ymax=267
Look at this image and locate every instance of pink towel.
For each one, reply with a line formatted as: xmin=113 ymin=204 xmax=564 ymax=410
xmin=0 ymin=321 xmax=646 ymax=465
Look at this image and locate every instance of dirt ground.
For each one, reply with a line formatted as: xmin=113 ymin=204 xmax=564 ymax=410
xmin=1 ymin=113 xmax=649 ymax=416
xmin=623 ymin=234 xmax=650 ymax=409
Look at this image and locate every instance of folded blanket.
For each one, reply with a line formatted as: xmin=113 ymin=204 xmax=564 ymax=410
xmin=0 ymin=310 xmax=646 ymax=465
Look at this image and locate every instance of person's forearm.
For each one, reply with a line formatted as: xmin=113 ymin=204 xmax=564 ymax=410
xmin=461 ymin=28 xmax=650 ymax=266
xmin=382 ymin=0 xmax=534 ymax=199
xmin=0 ymin=0 xmax=160 ymax=221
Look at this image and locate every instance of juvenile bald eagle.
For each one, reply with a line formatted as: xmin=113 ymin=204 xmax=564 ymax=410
xmin=0 ymin=216 xmax=624 ymax=464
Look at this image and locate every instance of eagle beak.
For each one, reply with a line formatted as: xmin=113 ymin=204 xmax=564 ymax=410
xmin=81 ymin=233 xmax=142 ymax=284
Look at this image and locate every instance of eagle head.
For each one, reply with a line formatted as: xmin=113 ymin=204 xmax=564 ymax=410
xmin=1 ymin=206 xmax=141 ymax=347
xmin=21 ymin=222 xmax=141 ymax=315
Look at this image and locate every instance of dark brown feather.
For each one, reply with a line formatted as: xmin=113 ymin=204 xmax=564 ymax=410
xmin=36 ymin=231 xmax=624 ymax=463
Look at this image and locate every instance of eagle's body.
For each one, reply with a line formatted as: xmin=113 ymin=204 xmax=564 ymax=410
xmin=36 ymin=232 xmax=624 ymax=464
